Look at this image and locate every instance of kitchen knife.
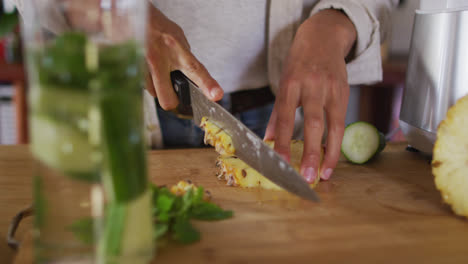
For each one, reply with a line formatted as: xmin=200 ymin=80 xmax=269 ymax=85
xmin=170 ymin=71 xmax=320 ymax=202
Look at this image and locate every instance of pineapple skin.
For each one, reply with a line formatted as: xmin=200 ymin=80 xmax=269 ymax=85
xmin=432 ymin=95 xmax=468 ymax=218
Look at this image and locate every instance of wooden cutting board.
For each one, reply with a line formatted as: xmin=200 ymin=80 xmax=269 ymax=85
xmin=6 ymin=143 xmax=468 ymax=264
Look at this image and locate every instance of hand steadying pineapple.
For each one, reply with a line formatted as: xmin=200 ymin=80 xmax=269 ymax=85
xmin=201 ymin=117 xmax=323 ymax=191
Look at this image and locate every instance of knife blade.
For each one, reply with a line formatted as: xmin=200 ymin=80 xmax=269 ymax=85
xmin=170 ymin=71 xmax=320 ymax=202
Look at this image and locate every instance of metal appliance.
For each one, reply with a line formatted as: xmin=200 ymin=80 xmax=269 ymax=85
xmin=400 ymin=0 xmax=468 ymax=154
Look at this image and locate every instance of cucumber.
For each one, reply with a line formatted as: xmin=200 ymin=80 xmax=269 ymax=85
xmin=341 ymin=121 xmax=386 ymax=164
xmin=30 ymin=115 xmax=100 ymax=182
xmin=30 ymin=86 xmax=90 ymax=118
xmin=98 ymin=190 xmax=154 ymax=264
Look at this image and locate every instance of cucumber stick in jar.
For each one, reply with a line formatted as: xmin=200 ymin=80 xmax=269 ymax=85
xmin=341 ymin=121 xmax=386 ymax=164
xmin=32 ymin=33 xmax=154 ymax=261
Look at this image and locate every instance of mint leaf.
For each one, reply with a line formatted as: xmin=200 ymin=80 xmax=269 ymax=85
xmin=191 ymin=202 xmax=233 ymax=221
xmin=172 ymin=217 xmax=200 ymax=244
xmin=179 ymin=189 xmax=194 ymax=215
xmin=192 ymin=186 xmax=204 ymax=204
xmin=150 ymin=183 xmax=233 ymax=246
xmin=156 ymin=195 xmax=175 ymax=214
xmin=158 ymin=212 xmax=170 ymax=222
xmin=154 ymin=223 xmax=169 ymax=240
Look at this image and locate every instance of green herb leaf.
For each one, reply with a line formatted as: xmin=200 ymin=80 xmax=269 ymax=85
xmin=156 ymin=193 xmax=175 ymax=214
xmin=154 ymin=223 xmax=169 ymax=240
xmin=192 ymin=186 xmax=204 ymax=204
xmin=175 ymin=188 xmax=193 ymax=216
xmin=102 ymin=203 xmax=126 ymax=256
xmin=158 ymin=212 xmax=170 ymax=222
xmin=191 ymin=202 xmax=234 ymax=221
xmin=172 ymin=217 xmax=200 ymax=244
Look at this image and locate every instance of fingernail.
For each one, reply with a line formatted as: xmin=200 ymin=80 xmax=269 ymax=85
xmin=210 ymin=88 xmax=221 ymax=99
xmin=321 ymin=168 xmax=333 ymax=180
xmin=279 ymin=153 xmax=290 ymax=163
xmin=301 ymin=167 xmax=316 ymax=183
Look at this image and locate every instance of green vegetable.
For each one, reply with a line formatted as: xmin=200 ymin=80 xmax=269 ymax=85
xmin=29 ymin=115 xmax=100 ymax=183
xmin=36 ymin=32 xmax=91 ymax=90
xmin=152 ymin=184 xmax=233 ymax=244
xmin=100 ymin=203 xmax=126 ymax=256
xmin=341 ymin=121 xmax=386 ymax=164
xmin=69 ymin=184 xmax=233 ymax=247
xmin=33 ymin=32 xmax=232 ymax=262
xmin=32 ymin=32 xmax=151 ymax=262
xmin=172 ymin=217 xmax=200 ymax=244
xmin=191 ymin=202 xmax=234 ymax=221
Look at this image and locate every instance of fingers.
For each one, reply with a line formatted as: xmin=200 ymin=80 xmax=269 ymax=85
xmin=145 ymin=70 xmax=157 ymax=97
xmin=300 ymin=96 xmax=325 ymax=184
xmin=164 ymin=34 xmax=224 ymax=102
xmin=273 ymin=80 xmax=301 ymax=163
xmin=264 ymin=103 xmax=278 ymax=141
xmin=147 ymin=58 xmax=179 ymax=110
xmin=178 ymin=50 xmax=224 ymax=101
xmin=146 ymin=31 xmax=222 ymax=109
xmin=320 ymin=85 xmax=349 ymax=181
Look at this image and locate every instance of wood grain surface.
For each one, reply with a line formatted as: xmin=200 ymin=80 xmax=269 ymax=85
xmin=1 ymin=143 xmax=467 ymax=264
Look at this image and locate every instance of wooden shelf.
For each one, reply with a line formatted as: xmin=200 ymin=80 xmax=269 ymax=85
xmin=0 ymin=62 xmax=28 ymax=144
xmin=0 ymin=63 xmax=25 ymax=82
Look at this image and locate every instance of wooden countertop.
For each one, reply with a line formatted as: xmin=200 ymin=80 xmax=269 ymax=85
xmin=1 ymin=143 xmax=468 ymax=264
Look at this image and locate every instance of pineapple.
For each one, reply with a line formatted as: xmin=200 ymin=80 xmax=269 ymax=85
xmin=169 ymin=180 xmax=211 ymax=201
xmin=217 ymin=140 xmax=322 ymax=189
xmin=200 ymin=117 xmax=235 ymax=156
xmin=201 ymin=117 xmax=322 ymax=190
xmin=432 ymin=94 xmax=468 ymax=218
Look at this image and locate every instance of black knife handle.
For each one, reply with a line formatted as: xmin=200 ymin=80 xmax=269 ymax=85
xmin=170 ymin=70 xmax=193 ymax=117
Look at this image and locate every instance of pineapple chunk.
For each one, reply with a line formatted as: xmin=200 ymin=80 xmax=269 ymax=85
xmin=169 ymin=180 xmax=211 ymax=201
xmin=200 ymin=117 xmax=235 ymax=156
xmin=170 ymin=180 xmax=198 ymax=196
xmin=217 ymin=140 xmax=322 ymax=189
xmin=200 ymin=117 xmax=322 ymax=190
xmin=432 ymin=95 xmax=468 ymax=218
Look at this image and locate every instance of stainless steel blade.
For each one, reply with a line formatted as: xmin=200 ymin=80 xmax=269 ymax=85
xmin=187 ymin=81 xmax=320 ymax=202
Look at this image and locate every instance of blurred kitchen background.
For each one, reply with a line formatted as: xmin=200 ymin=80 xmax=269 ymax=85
xmin=0 ymin=0 xmax=419 ymax=145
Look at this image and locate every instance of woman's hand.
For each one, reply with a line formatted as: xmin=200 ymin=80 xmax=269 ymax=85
xmin=265 ymin=9 xmax=357 ymax=183
xmin=146 ymin=5 xmax=223 ymax=109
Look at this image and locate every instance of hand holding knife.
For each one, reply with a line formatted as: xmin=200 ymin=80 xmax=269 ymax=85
xmin=170 ymin=70 xmax=320 ymax=202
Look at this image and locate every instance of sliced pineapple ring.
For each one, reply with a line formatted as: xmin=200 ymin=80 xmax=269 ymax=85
xmin=432 ymin=95 xmax=468 ymax=218
xmin=200 ymin=117 xmax=322 ymax=190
